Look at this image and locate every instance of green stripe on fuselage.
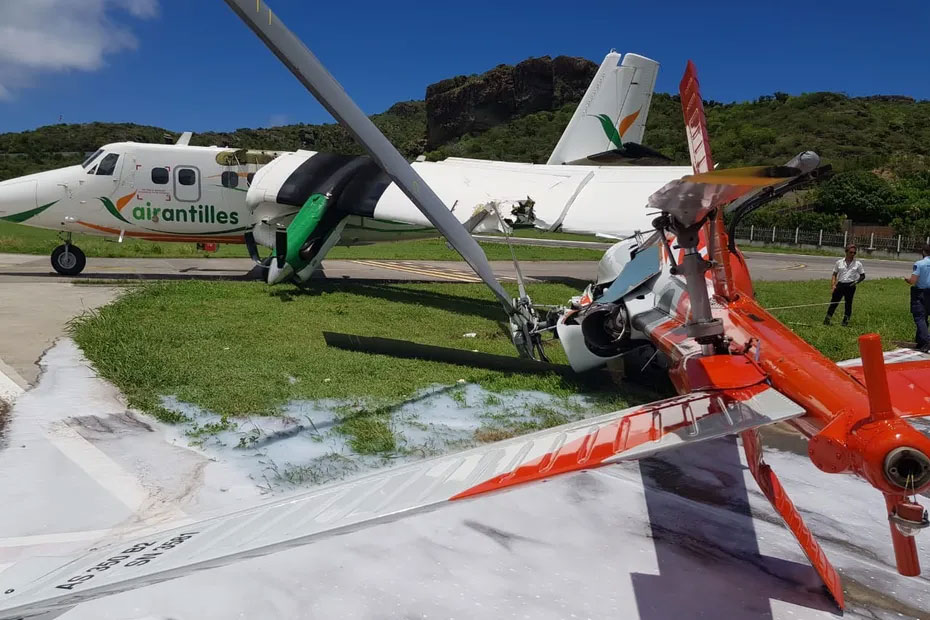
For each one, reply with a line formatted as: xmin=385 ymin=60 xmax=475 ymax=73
xmin=0 ymin=200 xmax=58 ymax=223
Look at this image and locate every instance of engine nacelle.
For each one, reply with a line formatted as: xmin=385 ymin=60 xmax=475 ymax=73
xmin=579 ymin=302 xmax=629 ymax=357
xmin=557 ymin=301 xmax=632 ymax=372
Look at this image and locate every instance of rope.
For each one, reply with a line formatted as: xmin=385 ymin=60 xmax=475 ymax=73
xmin=765 ymin=281 xmax=871 ymax=311
xmin=765 ymin=301 xmax=839 ymax=311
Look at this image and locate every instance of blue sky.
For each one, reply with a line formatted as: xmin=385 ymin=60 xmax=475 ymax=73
xmin=0 ymin=0 xmax=928 ymax=134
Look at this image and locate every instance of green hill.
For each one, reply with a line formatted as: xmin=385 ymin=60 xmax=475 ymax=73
xmin=2 ymin=62 xmax=929 ymax=233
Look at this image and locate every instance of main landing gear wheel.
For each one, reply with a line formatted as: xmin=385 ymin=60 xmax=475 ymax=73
xmin=50 ymin=244 xmax=86 ymax=276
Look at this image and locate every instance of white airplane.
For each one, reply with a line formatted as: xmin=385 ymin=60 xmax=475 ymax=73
xmin=0 ymin=51 xmax=686 ymax=283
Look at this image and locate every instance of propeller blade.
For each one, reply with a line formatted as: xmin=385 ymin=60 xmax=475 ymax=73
xmin=724 ymin=152 xmax=824 ymax=216
xmin=223 ymin=0 xmax=514 ymax=315
xmin=274 ymin=229 xmax=287 ymax=269
xmin=243 ymin=231 xmax=262 ymax=263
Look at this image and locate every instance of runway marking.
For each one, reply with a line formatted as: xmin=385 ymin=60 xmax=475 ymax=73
xmin=0 ymin=529 xmax=112 ymax=548
xmin=351 ymin=259 xmax=484 ymax=283
xmin=776 ymin=263 xmax=807 ymax=271
xmin=44 ymin=422 xmax=151 ymax=513
xmin=0 ymin=358 xmax=25 ymax=404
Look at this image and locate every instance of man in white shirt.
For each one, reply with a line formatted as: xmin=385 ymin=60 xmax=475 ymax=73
xmin=824 ymin=244 xmax=866 ymax=326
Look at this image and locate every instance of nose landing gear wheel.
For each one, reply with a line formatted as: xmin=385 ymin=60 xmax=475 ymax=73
xmin=51 ymin=244 xmax=86 ymax=276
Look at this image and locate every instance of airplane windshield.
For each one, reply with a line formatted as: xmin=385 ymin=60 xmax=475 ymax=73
xmin=81 ymin=149 xmax=104 ymax=169
xmin=95 ymin=153 xmax=120 ymax=176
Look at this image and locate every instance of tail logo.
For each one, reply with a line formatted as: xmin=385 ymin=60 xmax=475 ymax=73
xmin=591 ymin=107 xmax=642 ymax=149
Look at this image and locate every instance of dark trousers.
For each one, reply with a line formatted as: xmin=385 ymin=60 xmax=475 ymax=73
xmin=911 ymin=288 xmax=930 ymax=348
xmin=826 ymin=282 xmax=857 ymax=320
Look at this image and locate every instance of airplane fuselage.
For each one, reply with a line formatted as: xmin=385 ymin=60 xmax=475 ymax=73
xmin=0 ymin=142 xmax=429 ymax=248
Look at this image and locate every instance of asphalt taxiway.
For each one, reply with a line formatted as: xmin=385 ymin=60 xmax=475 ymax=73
xmin=0 ymin=251 xmax=914 ymax=285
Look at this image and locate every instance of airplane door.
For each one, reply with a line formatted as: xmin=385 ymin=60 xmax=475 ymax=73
xmin=118 ymin=151 xmax=138 ymax=195
xmin=174 ymin=166 xmax=201 ymax=202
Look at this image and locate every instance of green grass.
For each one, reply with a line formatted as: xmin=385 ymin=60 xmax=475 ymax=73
xmin=70 ymin=277 xmax=917 ymax=434
xmin=69 ymin=281 xmax=640 ymax=422
xmin=335 ymin=412 xmax=397 ymax=454
xmin=0 ymin=220 xmax=602 ymax=261
xmin=755 ymin=278 xmax=916 ymax=360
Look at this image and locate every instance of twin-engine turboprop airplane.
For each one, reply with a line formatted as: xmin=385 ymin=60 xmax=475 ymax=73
xmin=2 ymin=3 xmax=929 ymax=617
xmin=0 ymin=49 xmax=683 ymax=283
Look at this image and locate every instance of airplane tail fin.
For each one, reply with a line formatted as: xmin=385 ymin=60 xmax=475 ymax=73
xmin=679 ymin=60 xmax=737 ymax=299
xmin=546 ymin=52 xmax=659 ymax=165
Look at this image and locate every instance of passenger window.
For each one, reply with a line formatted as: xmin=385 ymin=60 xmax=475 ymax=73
xmin=152 ymin=167 xmax=169 ymax=184
xmin=96 ymin=153 xmax=120 ymax=176
xmin=221 ymin=171 xmax=239 ymax=188
xmin=178 ymin=168 xmax=196 ymax=186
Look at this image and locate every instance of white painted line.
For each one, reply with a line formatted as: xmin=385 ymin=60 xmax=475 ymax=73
xmin=44 ymin=422 xmax=150 ymax=513
xmin=0 ymin=529 xmax=111 ymax=549
xmin=0 ymin=361 xmax=25 ymax=404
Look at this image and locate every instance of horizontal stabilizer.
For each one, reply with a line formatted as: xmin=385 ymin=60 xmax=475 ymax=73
xmin=839 ymin=354 xmax=930 ymax=418
xmin=0 ymin=385 xmax=801 ymax=618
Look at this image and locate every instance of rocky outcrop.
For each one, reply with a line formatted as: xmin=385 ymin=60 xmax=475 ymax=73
xmin=425 ymin=55 xmax=597 ymax=149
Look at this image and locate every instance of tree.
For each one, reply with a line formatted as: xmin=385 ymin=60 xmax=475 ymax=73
xmin=816 ymin=171 xmax=897 ymax=224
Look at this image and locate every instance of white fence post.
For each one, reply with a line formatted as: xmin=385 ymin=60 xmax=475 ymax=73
xmin=772 ymin=226 xmax=776 ymax=243
xmin=897 ymin=235 xmax=902 ymax=254
xmin=750 ymin=225 xmax=754 ymax=241
xmin=795 ymin=227 xmax=799 ymax=244
xmin=843 ymin=231 xmax=848 ymax=247
xmin=869 ymin=232 xmax=875 ymax=250
xmin=818 ymin=229 xmax=823 ymax=247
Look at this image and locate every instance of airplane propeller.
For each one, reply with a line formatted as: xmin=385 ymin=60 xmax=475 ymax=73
xmin=223 ymin=0 xmax=545 ymax=359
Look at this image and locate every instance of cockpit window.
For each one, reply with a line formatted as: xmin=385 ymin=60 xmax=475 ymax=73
xmin=81 ymin=149 xmax=104 ymax=169
xmin=95 ymin=153 xmax=120 ymax=176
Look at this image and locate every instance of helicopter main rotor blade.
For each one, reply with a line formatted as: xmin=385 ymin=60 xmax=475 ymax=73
xmin=223 ymin=0 xmax=514 ymax=314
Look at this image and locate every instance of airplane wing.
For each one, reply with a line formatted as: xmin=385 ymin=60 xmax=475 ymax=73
xmin=838 ymin=349 xmax=930 ymax=418
xmin=0 ymin=385 xmax=803 ymax=619
xmin=246 ymin=151 xmax=691 ymax=242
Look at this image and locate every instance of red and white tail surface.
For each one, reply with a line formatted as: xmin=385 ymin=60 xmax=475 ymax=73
xmin=679 ymin=60 xmax=736 ymax=299
xmin=679 ymin=60 xmax=714 ymax=174
xmin=838 ymin=350 xmax=930 ymax=418
xmin=0 ymin=387 xmax=802 ymax=619
xmin=741 ymin=429 xmax=845 ymax=608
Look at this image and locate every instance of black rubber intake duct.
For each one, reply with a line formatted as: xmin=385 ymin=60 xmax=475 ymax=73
xmin=276 ymin=153 xmax=391 ymax=217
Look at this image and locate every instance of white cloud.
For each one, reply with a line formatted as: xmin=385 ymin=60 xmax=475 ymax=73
xmin=267 ymin=113 xmax=291 ymax=127
xmin=0 ymin=0 xmax=159 ymax=99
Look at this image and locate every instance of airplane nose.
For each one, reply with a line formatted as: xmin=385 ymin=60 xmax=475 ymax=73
xmin=0 ymin=179 xmax=39 ymax=222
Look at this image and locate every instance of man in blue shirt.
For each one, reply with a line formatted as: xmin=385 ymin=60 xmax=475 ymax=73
xmin=905 ymin=244 xmax=930 ymax=352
